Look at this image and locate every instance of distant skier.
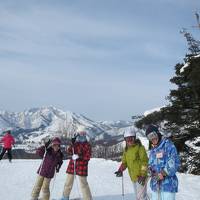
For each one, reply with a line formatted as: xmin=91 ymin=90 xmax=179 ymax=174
xmin=146 ymin=125 xmax=180 ymax=200
xmin=31 ymin=137 xmax=63 ymax=200
xmin=60 ymin=126 xmax=92 ymax=200
xmin=0 ymin=130 xmax=15 ymax=162
xmin=115 ymin=128 xmax=148 ymax=200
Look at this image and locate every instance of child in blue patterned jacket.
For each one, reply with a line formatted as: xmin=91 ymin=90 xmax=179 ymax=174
xmin=146 ymin=125 xmax=180 ymax=200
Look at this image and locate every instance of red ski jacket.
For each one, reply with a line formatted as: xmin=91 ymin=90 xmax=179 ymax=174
xmin=66 ymin=142 xmax=91 ymax=176
xmin=0 ymin=133 xmax=15 ymax=149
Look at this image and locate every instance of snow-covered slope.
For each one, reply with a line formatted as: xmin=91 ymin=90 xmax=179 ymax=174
xmin=0 ymin=159 xmax=199 ymax=200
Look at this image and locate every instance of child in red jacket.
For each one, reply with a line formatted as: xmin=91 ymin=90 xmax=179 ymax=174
xmin=0 ymin=130 xmax=15 ymax=162
xmin=60 ymin=127 xmax=92 ymax=200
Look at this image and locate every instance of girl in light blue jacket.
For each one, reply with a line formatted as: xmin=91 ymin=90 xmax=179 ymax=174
xmin=146 ymin=125 xmax=180 ymax=200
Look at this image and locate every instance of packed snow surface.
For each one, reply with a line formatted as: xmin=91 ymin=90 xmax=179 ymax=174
xmin=0 ymin=159 xmax=200 ymax=200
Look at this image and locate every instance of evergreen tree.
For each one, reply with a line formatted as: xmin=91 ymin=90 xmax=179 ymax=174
xmin=165 ymin=55 xmax=200 ymax=136
xmin=135 ymin=29 xmax=200 ymax=174
xmin=180 ymin=28 xmax=200 ymax=55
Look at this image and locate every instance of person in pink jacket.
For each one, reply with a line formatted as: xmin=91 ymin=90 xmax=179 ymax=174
xmin=0 ymin=130 xmax=15 ymax=162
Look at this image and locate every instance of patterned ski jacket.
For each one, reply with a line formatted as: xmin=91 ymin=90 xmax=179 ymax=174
xmin=66 ymin=141 xmax=91 ymax=176
xmin=148 ymin=138 xmax=180 ymax=192
xmin=119 ymin=142 xmax=148 ymax=182
xmin=37 ymin=146 xmax=63 ymax=178
xmin=0 ymin=133 xmax=15 ymax=149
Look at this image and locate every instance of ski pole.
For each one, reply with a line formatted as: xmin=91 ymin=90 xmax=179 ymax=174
xmin=0 ymin=143 xmax=9 ymax=162
xmin=39 ymin=140 xmax=51 ymax=175
xmin=156 ymin=158 xmax=161 ymax=200
xmin=0 ymin=145 xmax=3 ymax=160
xmin=121 ymin=172 xmax=125 ymax=200
xmin=157 ymin=180 xmax=161 ymax=200
xmin=50 ymin=169 xmax=57 ymax=197
xmin=38 ymin=149 xmax=47 ymax=176
xmin=137 ymin=176 xmax=150 ymax=200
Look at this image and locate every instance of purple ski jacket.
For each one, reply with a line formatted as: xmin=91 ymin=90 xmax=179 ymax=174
xmin=36 ymin=146 xmax=63 ymax=178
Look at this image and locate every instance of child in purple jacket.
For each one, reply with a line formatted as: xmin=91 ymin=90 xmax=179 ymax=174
xmin=31 ymin=137 xmax=63 ymax=200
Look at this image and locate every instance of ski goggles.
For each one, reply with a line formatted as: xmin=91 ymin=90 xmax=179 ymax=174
xmin=146 ymin=131 xmax=158 ymax=141
xmin=77 ymin=135 xmax=87 ymax=142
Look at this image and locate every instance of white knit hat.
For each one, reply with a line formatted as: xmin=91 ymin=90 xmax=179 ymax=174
xmin=124 ymin=127 xmax=136 ymax=138
xmin=77 ymin=126 xmax=87 ymax=135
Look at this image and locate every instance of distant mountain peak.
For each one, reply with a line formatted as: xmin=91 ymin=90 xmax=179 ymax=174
xmin=0 ymin=107 xmax=140 ymax=150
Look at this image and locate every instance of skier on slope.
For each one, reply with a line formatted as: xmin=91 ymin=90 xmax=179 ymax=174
xmin=31 ymin=137 xmax=63 ymax=200
xmin=115 ymin=128 xmax=148 ymax=200
xmin=0 ymin=130 xmax=15 ymax=162
xmin=146 ymin=125 xmax=180 ymax=200
xmin=60 ymin=126 xmax=92 ymax=200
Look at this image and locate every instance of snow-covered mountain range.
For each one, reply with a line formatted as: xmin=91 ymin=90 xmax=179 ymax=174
xmin=0 ymin=106 xmax=107 ymax=137
xmin=0 ymin=106 xmax=143 ymax=155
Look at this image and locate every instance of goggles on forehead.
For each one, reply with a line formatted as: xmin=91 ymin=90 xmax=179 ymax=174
xmin=147 ymin=131 xmax=158 ymax=141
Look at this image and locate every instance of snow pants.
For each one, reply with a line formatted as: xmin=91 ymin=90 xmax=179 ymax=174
xmin=132 ymin=181 xmax=148 ymax=200
xmin=151 ymin=191 xmax=176 ymax=200
xmin=31 ymin=175 xmax=51 ymax=200
xmin=62 ymin=173 xmax=92 ymax=200
xmin=0 ymin=148 xmax=12 ymax=161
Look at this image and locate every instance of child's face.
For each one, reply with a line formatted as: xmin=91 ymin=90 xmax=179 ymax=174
xmin=125 ymin=136 xmax=135 ymax=147
xmin=151 ymin=137 xmax=159 ymax=146
xmin=52 ymin=144 xmax=60 ymax=152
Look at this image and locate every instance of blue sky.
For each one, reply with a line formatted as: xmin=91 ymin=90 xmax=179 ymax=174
xmin=0 ymin=0 xmax=199 ymax=120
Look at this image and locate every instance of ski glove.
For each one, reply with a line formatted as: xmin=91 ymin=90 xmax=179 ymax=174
xmin=147 ymin=166 xmax=158 ymax=177
xmin=71 ymin=137 xmax=76 ymax=144
xmin=149 ymin=168 xmax=167 ymax=181
xmin=114 ymin=170 xmax=123 ymax=177
xmin=56 ymin=164 xmax=60 ymax=173
xmin=71 ymin=133 xmax=79 ymax=144
xmin=72 ymin=154 xmax=79 ymax=160
xmin=137 ymin=176 xmax=146 ymax=185
xmin=45 ymin=139 xmax=52 ymax=149
xmin=155 ymin=170 xmax=167 ymax=181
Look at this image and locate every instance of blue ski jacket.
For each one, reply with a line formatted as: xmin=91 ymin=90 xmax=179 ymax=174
xmin=148 ymin=138 xmax=180 ymax=192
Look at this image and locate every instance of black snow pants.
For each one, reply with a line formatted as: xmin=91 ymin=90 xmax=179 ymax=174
xmin=0 ymin=148 xmax=12 ymax=161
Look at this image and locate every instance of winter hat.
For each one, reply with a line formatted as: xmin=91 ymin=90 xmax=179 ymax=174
xmin=145 ymin=125 xmax=161 ymax=141
xmin=124 ymin=128 xmax=136 ymax=138
xmin=77 ymin=126 xmax=87 ymax=136
xmin=51 ymin=137 xmax=61 ymax=145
